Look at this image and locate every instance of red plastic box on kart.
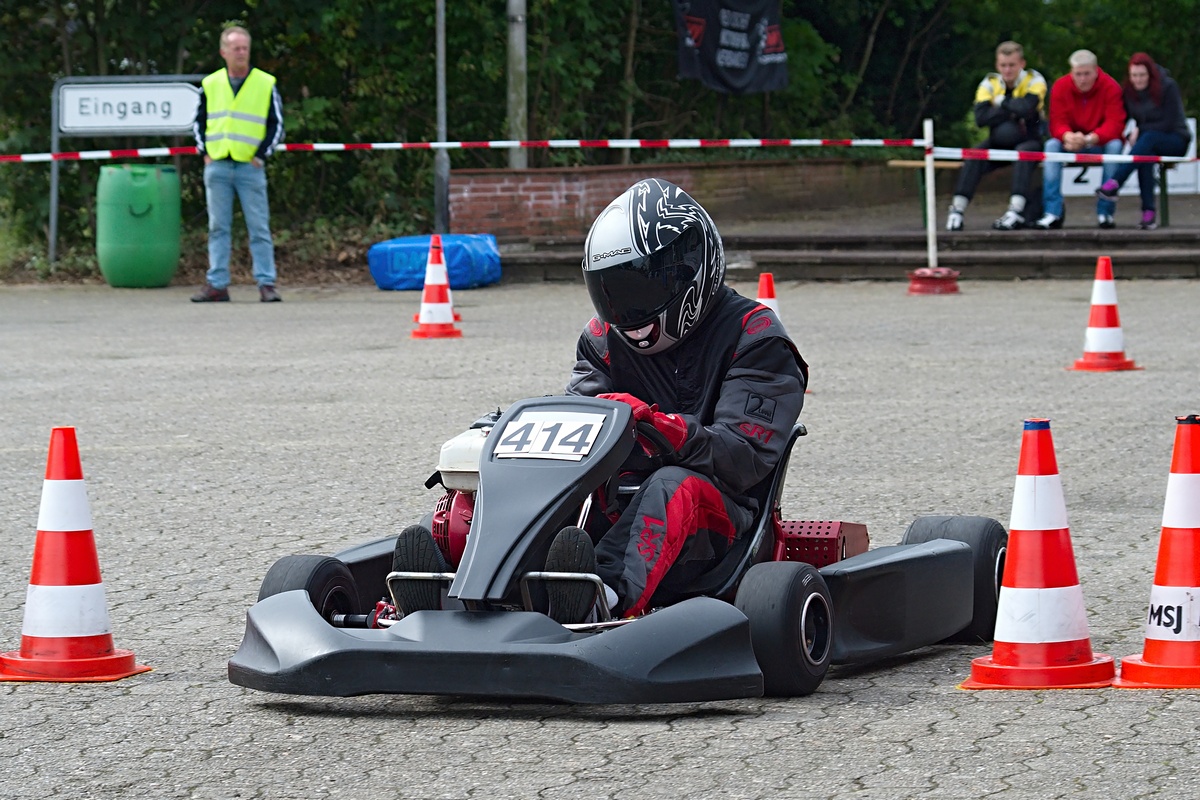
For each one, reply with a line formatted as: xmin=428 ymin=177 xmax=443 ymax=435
xmin=229 ymin=396 xmax=1006 ymax=703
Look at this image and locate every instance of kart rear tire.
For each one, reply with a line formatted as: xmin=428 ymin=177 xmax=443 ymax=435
xmin=901 ymin=515 xmax=1007 ymax=643
xmin=735 ymin=561 xmax=833 ymax=697
xmin=258 ymin=555 xmax=359 ymax=622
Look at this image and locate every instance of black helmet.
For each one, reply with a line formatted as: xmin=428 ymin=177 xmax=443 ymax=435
xmin=582 ymin=178 xmax=725 ymax=355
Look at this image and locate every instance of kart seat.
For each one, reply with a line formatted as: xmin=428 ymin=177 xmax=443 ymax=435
xmin=675 ymin=423 xmax=806 ymax=601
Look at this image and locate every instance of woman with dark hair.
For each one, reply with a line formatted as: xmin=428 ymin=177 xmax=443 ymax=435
xmin=1096 ymin=52 xmax=1191 ymax=229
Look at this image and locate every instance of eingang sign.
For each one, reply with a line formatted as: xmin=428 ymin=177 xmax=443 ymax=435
xmin=58 ymin=82 xmax=200 ymax=134
xmin=48 ymin=74 xmax=206 ymax=264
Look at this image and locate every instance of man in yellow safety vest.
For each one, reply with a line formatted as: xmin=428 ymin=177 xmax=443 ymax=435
xmin=191 ymin=25 xmax=285 ymax=303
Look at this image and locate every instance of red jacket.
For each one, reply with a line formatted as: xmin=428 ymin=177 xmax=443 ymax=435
xmin=1048 ymin=68 xmax=1126 ymax=143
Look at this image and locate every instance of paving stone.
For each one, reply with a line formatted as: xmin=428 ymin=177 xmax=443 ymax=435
xmin=1 ymin=280 xmax=1198 ymax=798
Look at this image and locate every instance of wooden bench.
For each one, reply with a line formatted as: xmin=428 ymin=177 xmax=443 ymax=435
xmin=888 ymin=158 xmax=1176 ymax=228
xmin=1158 ymin=163 xmax=1175 ymax=227
xmin=887 ymin=159 xmax=963 ymax=225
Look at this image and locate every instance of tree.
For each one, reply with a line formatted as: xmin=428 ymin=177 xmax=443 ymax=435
xmin=2 ymin=1 xmax=1193 ymax=253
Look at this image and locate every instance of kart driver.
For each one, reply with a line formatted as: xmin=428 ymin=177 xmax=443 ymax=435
xmin=548 ymin=177 xmax=809 ymax=623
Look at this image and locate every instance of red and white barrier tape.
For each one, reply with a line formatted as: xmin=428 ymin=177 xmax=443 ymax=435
xmin=0 ymin=137 xmax=925 ymax=164
xmin=932 ymin=146 xmax=1196 ymax=164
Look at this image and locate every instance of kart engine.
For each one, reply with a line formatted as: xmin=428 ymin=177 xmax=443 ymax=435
xmin=431 ymin=489 xmax=474 ymax=567
xmin=430 ymin=422 xmax=490 ymax=567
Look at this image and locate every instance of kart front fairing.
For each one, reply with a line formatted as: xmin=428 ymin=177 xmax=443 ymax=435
xmin=229 ymin=396 xmax=769 ymax=703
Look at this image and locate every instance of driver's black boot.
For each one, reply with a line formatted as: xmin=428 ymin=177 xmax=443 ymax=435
xmin=389 ymin=524 xmax=449 ymax=615
xmin=545 ymin=526 xmax=597 ymax=624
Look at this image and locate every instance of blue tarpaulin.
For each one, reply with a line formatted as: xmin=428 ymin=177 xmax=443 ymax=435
xmin=368 ymin=234 xmax=501 ymax=290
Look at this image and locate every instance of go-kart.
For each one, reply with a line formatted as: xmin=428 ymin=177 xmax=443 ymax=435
xmin=228 ymin=396 xmax=1007 ymax=703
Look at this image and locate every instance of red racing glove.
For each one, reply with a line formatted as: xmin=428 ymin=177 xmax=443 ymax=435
xmin=598 ymin=392 xmax=688 ymax=452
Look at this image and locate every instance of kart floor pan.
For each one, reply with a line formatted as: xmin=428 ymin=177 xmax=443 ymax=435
xmin=228 ymin=593 xmax=764 ymax=704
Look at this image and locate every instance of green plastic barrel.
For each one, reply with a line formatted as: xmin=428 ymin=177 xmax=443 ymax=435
xmin=96 ymin=165 xmax=181 ymax=288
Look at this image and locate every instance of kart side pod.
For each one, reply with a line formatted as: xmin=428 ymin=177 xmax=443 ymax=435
xmin=819 ymin=539 xmax=974 ymax=665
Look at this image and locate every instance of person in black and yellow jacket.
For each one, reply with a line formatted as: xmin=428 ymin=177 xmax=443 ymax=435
xmin=946 ymin=41 xmax=1047 ymax=232
xmin=191 ymin=25 xmax=285 ymax=303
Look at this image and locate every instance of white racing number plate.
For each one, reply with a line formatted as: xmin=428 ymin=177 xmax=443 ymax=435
xmin=492 ymin=410 xmax=606 ymax=461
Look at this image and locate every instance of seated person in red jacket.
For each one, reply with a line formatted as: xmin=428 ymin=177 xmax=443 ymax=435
xmin=549 ymin=177 xmax=808 ymax=623
xmin=1095 ymin=53 xmax=1193 ymax=230
xmin=1035 ymin=49 xmax=1127 ymax=230
xmin=946 ymin=41 xmax=1047 ymax=232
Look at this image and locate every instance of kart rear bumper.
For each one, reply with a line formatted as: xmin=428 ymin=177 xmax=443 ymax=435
xmin=228 ymin=593 xmax=763 ymax=704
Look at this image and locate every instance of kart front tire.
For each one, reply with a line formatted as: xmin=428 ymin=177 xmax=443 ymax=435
xmin=258 ymin=555 xmax=359 ymax=622
xmin=735 ymin=561 xmax=833 ymax=697
xmin=901 ymin=515 xmax=1007 ymax=643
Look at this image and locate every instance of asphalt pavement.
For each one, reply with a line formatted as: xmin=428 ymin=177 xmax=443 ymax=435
xmin=1 ymin=278 xmax=1199 ymax=799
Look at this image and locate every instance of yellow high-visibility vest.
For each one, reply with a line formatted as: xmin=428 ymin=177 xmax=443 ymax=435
xmin=202 ymin=68 xmax=276 ymax=162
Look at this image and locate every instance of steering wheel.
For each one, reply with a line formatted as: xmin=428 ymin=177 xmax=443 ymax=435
xmin=634 ymin=420 xmax=677 ymax=467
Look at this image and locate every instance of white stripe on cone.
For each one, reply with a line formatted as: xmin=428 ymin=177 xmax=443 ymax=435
xmin=1142 ymin=585 xmax=1200 ymax=641
xmin=1084 ymin=327 xmax=1126 ymax=354
xmin=418 ymin=303 xmax=455 ymax=325
xmin=1009 ymin=474 xmax=1070 ymax=531
xmin=1090 ymin=280 xmax=1118 ymax=306
xmin=993 ymin=585 xmax=1092 ymax=643
xmin=1163 ymin=473 xmax=1200 ymax=527
xmin=20 ymin=584 xmax=113 ymax=638
xmin=37 ymin=479 xmax=92 ymax=531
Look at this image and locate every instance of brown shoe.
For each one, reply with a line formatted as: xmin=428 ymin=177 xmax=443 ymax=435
xmin=191 ymin=284 xmax=230 ymax=302
xmin=259 ymin=285 xmax=282 ymax=303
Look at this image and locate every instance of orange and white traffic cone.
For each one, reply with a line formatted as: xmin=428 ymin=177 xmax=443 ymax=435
xmin=1114 ymin=414 xmax=1200 ymax=688
xmin=0 ymin=428 xmax=150 ymax=682
xmin=411 ymin=234 xmax=463 ymax=339
xmin=1069 ymin=256 xmax=1140 ymax=371
xmin=756 ymin=273 xmax=780 ymax=317
xmin=961 ymin=418 xmax=1114 ymax=689
xmin=413 ymin=234 xmax=460 ymax=323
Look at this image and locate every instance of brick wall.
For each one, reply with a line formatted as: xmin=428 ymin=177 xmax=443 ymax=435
xmin=450 ymin=159 xmax=916 ymax=238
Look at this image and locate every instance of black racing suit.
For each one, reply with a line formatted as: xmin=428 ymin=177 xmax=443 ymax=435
xmin=565 ymin=286 xmax=807 ymax=615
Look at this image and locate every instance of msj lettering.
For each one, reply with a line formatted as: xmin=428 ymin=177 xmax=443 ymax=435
xmin=1148 ymin=603 xmax=1185 ymax=635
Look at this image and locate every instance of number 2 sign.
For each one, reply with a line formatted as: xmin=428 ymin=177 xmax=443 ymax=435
xmin=493 ymin=411 xmax=607 ymax=461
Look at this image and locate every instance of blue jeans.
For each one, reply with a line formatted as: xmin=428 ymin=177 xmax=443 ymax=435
xmin=1108 ymin=131 xmax=1189 ymax=211
xmin=204 ymin=159 xmax=277 ymax=288
xmin=1042 ymin=138 xmax=1123 ymax=217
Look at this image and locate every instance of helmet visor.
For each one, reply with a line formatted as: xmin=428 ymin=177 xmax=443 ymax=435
xmin=584 ymin=229 xmax=702 ymax=328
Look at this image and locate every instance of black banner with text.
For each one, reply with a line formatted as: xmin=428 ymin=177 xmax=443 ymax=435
xmin=674 ymin=0 xmax=788 ymax=95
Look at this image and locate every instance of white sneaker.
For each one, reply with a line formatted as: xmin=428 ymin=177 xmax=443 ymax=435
xmin=945 ymin=209 xmax=964 ymax=231
xmin=992 ymin=209 xmax=1025 ymax=230
xmin=1034 ymin=213 xmax=1063 ymax=230
xmin=1098 ymin=214 xmax=1115 ymax=229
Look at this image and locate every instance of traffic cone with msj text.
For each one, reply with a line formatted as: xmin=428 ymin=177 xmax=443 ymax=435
xmin=960 ymin=418 xmax=1114 ymax=689
xmin=1115 ymin=415 xmax=1200 ymax=688
xmin=412 ymin=234 xmax=463 ymax=339
xmin=0 ymin=427 xmax=150 ymax=682
xmin=1069 ymin=256 xmax=1140 ymax=371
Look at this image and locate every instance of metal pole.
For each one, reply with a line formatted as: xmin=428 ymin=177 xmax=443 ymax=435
xmin=506 ymin=0 xmax=528 ymax=170
xmin=50 ymin=85 xmax=61 ymax=264
xmin=434 ymin=0 xmax=451 ymax=233
xmin=923 ymin=118 xmax=938 ymax=269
